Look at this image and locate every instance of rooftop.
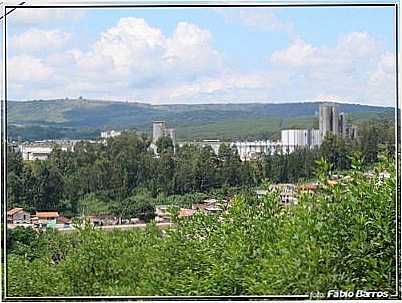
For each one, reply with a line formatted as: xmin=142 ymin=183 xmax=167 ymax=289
xmin=35 ymin=211 xmax=59 ymax=218
xmin=7 ymin=208 xmax=24 ymax=216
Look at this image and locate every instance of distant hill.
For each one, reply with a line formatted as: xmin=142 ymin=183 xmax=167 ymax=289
xmin=7 ymin=99 xmax=395 ymax=141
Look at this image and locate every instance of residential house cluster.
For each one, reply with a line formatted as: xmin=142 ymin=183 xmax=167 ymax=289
xmin=7 ymin=208 xmax=72 ymax=230
xmin=256 ymin=182 xmax=319 ymax=205
xmin=155 ymin=198 xmax=226 ymax=221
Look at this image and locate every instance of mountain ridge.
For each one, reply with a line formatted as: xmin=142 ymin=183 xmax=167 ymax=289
xmin=7 ymin=98 xmax=395 ymax=141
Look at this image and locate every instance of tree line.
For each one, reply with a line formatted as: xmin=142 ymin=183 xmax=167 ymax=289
xmin=7 ymin=117 xmax=395 ymax=218
xmin=6 ymin=153 xmax=396 ymax=296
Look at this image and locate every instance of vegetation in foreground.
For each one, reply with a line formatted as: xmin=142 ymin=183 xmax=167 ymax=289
xmin=6 ymin=154 xmax=396 ymax=296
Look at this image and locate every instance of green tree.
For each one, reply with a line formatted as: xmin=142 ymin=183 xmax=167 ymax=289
xmin=156 ymin=136 xmax=174 ymax=154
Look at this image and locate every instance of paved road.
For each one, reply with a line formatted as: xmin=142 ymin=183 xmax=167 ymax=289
xmin=58 ymin=222 xmax=173 ymax=233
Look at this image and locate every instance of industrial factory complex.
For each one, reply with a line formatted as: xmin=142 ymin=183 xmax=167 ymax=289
xmin=178 ymin=103 xmax=358 ymax=161
xmin=14 ymin=103 xmax=358 ymax=162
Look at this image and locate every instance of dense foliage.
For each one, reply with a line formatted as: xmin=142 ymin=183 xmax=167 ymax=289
xmin=7 ymin=117 xmax=394 ymax=218
xmin=6 ymin=155 xmax=396 ymax=296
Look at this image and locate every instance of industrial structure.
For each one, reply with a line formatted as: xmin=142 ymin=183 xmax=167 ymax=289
xmin=18 ymin=140 xmax=79 ymax=161
xmin=101 ymin=130 xmax=122 ymax=139
xmin=202 ymin=103 xmax=359 ymax=161
xmin=281 ymin=129 xmax=321 ymax=153
xmin=318 ymin=103 xmax=358 ymax=140
xmin=15 ymin=103 xmax=358 ymax=162
xmin=151 ymin=121 xmax=176 ymax=154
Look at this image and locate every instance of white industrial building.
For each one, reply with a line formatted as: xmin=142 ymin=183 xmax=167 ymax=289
xmin=232 ymin=140 xmax=283 ymax=161
xmin=101 ymin=130 xmax=122 ymax=138
xmin=18 ymin=140 xmax=81 ymax=161
xmin=281 ymin=129 xmax=321 ymax=153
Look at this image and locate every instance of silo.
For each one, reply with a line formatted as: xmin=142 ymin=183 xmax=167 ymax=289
xmin=152 ymin=121 xmax=166 ymax=143
xmin=339 ymin=112 xmax=347 ymax=136
xmin=167 ymin=128 xmax=176 ymax=147
xmin=331 ymin=106 xmax=339 ymax=136
xmin=319 ymin=103 xmax=339 ymax=139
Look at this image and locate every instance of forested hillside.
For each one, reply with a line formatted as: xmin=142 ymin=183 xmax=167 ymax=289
xmin=7 ymin=99 xmax=394 ymax=140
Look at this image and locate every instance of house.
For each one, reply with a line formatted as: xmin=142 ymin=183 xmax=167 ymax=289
xmin=155 ymin=205 xmax=174 ymax=223
xmin=87 ymin=214 xmax=118 ymax=226
xmin=7 ymin=208 xmax=31 ymax=224
xmin=55 ymin=216 xmax=72 ymax=229
xmin=178 ymin=208 xmax=196 ymax=218
xmin=155 ymin=205 xmax=172 ymax=218
xmin=33 ymin=211 xmax=59 ymax=228
xmin=192 ymin=198 xmax=223 ymax=214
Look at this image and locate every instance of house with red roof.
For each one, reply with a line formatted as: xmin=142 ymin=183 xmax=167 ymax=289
xmin=7 ymin=208 xmax=31 ymax=224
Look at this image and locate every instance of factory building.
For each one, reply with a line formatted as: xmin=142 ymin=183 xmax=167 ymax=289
xmin=18 ymin=140 xmax=79 ymax=161
xmin=101 ymin=130 xmax=122 ymax=139
xmin=319 ymin=103 xmax=339 ymax=138
xmin=157 ymin=103 xmax=358 ymax=161
xmin=233 ymin=140 xmax=283 ymax=161
xmin=151 ymin=121 xmax=176 ymax=154
xmin=318 ymin=103 xmax=355 ymax=140
xmin=152 ymin=121 xmax=167 ymax=144
xmin=281 ymin=129 xmax=321 ymax=153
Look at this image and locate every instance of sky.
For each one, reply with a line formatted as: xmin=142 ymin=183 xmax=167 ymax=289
xmin=2 ymin=4 xmax=397 ymax=106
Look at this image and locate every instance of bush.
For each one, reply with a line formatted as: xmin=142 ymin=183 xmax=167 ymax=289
xmin=6 ymin=157 xmax=396 ymax=296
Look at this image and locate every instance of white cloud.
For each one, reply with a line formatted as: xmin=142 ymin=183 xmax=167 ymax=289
xmin=216 ymin=8 xmax=294 ymax=34
xmin=368 ymin=52 xmax=395 ymax=85
xmin=271 ymin=38 xmax=316 ymax=67
xmin=270 ymin=32 xmax=381 ymax=68
xmin=6 ymin=17 xmax=224 ymax=101
xmin=5 ymin=15 xmax=395 ymax=107
xmin=11 ymin=29 xmax=71 ymax=53
xmin=71 ymin=17 xmax=222 ymax=89
xmin=268 ymin=32 xmax=395 ymax=106
xmin=8 ymin=8 xmax=85 ymax=26
xmin=8 ymin=55 xmax=53 ymax=83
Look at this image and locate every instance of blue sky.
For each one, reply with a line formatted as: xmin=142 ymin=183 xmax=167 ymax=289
xmin=4 ymin=5 xmax=397 ymax=106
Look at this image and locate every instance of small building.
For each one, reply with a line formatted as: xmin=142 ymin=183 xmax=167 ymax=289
xmin=178 ymin=208 xmax=196 ymax=218
xmin=87 ymin=214 xmax=118 ymax=226
xmin=155 ymin=205 xmax=171 ymax=218
xmin=101 ymin=130 xmax=122 ymax=139
xmin=35 ymin=211 xmax=59 ymax=221
xmin=55 ymin=216 xmax=72 ymax=229
xmin=7 ymin=208 xmax=31 ymax=224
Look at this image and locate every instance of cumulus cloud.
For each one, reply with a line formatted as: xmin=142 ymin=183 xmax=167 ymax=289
xmin=73 ymin=18 xmax=222 ymax=85
xmin=269 ymin=32 xmax=395 ymax=106
xmin=271 ymin=32 xmax=382 ymax=67
xmin=6 ymin=17 xmax=224 ymax=101
xmin=369 ymin=52 xmax=395 ymax=85
xmin=8 ymin=55 xmax=53 ymax=83
xmin=11 ymin=29 xmax=71 ymax=53
xmin=5 ymin=16 xmax=395 ymax=107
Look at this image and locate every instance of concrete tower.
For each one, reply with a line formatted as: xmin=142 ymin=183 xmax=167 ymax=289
xmin=152 ymin=121 xmax=166 ymax=143
xmin=338 ymin=112 xmax=347 ymax=136
xmin=319 ymin=103 xmax=339 ymax=140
